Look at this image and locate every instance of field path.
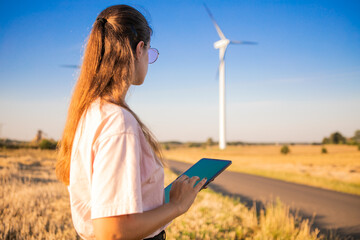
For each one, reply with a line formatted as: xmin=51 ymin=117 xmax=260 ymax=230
xmin=167 ymin=160 xmax=360 ymax=238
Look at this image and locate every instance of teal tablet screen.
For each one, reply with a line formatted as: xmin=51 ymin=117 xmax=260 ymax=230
xmin=164 ymin=158 xmax=232 ymax=203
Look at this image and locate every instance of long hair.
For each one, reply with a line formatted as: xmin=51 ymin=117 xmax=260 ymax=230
xmin=56 ymin=5 xmax=164 ymax=185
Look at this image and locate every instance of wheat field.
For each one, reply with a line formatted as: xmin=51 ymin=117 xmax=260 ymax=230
xmin=0 ymin=149 xmax=342 ymax=239
xmin=162 ymin=144 xmax=360 ymax=195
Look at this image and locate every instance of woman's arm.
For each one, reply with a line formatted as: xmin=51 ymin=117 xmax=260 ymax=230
xmin=93 ymin=175 xmax=207 ymax=240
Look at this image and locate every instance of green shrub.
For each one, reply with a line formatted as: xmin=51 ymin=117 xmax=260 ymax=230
xmin=321 ymin=147 xmax=327 ymax=154
xmin=39 ymin=139 xmax=57 ymax=150
xmin=280 ymin=145 xmax=290 ymax=155
xmin=188 ymin=142 xmax=203 ymax=148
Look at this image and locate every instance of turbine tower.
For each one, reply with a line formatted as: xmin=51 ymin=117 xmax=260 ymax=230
xmin=204 ymin=4 xmax=257 ymax=150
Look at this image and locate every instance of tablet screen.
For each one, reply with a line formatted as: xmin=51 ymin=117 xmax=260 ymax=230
xmin=164 ymin=158 xmax=232 ymax=203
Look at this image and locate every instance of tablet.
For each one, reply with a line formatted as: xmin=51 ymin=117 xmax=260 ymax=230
xmin=164 ymin=158 xmax=232 ymax=203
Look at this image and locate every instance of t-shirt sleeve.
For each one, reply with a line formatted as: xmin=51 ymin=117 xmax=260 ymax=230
xmin=91 ymin=133 xmax=143 ymax=219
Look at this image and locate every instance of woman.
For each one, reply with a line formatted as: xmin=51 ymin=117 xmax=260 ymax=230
xmin=56 ymin=4 xmax=206 ymax=240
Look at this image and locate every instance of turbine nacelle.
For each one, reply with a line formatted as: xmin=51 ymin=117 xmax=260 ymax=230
xmin=214 ymin=39 xmax=230 ymax=49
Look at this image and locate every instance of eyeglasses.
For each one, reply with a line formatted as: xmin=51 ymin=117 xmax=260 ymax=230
xmin=148 ymin=48 xmax=159 ymax=64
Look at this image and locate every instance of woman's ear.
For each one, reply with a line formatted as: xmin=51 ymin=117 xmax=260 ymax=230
xmin=135 ymin=41 xmax=145 ymax=60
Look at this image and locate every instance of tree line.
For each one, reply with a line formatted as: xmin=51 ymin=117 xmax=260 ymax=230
xmin=322 ymin=130 xmax=360 ymax=145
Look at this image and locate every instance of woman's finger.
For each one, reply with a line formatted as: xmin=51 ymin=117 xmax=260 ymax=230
xmin=188 ymin=176 xmax=200 ymax=187
xmin=177 ymin=175 xmax=188 ymax=182
xmin=194 ymin=178 xmax=207 ymax=192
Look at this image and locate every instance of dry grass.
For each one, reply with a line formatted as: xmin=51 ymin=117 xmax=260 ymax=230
xmin=162 ymin=145 xmax=360 ymax=195
xmin=164 ymin=169 xmax=326 ymax=240
xmin=0 ymin=149 xmax=79 ymax=240
xmin=0 ymin=149 xmax=339 ymax=239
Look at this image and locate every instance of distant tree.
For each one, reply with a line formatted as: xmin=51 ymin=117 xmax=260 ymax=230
xmin=206 ymin=137 xmax=214 ymax=146
xmin=188 ymin=142 xmax=202 ymax=148
xmin=352 ymin=130 xmax=360 ymax=143
xmin=228 ymin=141 xmax=244 ymax=146
xmin=329 ymin=132 xmax=346 ymax=144
xmin=39 ymin=139 xmax=57 ymax=150
xmin=321 ymin=147 xmax=327 ymax=154
xmin=322 ymin=137 xmax=330 ymax=144
xmin=280 ymin=145 xmax=290 ymax=155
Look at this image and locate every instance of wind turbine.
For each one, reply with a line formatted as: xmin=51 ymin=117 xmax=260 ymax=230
xmin=204 ymin=4 xmax=257 ymax=150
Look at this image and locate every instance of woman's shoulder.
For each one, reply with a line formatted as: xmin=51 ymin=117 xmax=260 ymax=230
xmin=86 ymin=99 xmax=140 ymax=140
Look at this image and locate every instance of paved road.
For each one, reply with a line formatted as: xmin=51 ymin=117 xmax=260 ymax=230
xmin=168 ymin=160 xmax=360 ymax=238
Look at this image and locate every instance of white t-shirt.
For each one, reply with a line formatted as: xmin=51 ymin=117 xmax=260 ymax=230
xmin=68 ymin=99 xmax=165 ymax=239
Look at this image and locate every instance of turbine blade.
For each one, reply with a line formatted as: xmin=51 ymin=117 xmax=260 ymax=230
xmin=60 ymin=64 xmax=80 ymax=69
xmin=203 ymin=3 xmax=226 ymax=40
xmin=230 ymin=40 xmax=258 ymax=45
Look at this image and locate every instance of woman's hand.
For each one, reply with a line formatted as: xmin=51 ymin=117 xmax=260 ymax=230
xmin=169 ymin=175 xmax=207 ymax=215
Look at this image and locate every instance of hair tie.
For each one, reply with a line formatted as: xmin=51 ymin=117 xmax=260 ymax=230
xmin=97 ymin=17 xmax=107 ymax=24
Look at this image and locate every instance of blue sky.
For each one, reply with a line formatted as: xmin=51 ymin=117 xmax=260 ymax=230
xmin=0 ymin=0 xmax=359 ymax=142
